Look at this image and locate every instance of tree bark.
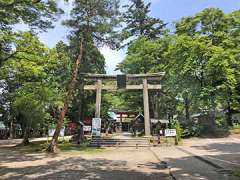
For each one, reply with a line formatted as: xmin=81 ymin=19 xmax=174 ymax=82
xmin=77 ymin=82 xmax=85 ymax=121
xmin=21 ymin=127 xmax=30 ymax=145
xmin=9 ymin=119 xmax=15 ymax=139
xmin=226 ymin=95 xmax=233 ymax=126
xmin=184 ymin=97 xmax=190 ymax=123
xmin=47 ymin=38 xmax=84 ymax=153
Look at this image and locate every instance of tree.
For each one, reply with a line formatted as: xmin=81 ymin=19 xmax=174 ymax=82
xmin=47 ymin=0 xmax=121 ymax=153
xmin=121 ymin=0 xmax=166 ymax=45
xmin=117 ymin=8 xmax=240 ymax=131
xmin=117 ymin=36 xmax=172 ymax=118
xmin=12 ymin=83 xmax=57 ymax=144
xmin=0 ymin=0 xmax=63 ymax=65
xmin=117 ymin=36 xmax=169 ymax=73
xmin=66 ymin=38 xmax=106 ymax=133
xmin=175 ymin=8 xmax=240 ymax=126
xmin=0 ymin=0 xmax=63 ymax=30
xmin=0 ymin=31 xmax=64 ymax=143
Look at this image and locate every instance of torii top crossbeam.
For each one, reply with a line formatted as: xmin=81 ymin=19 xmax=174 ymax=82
xmin=81 ymin=72 xmax=165 ymax=80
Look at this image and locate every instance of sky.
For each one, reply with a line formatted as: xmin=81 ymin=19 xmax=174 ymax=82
xmin=15 ymin=0 xmax=240 ymax=74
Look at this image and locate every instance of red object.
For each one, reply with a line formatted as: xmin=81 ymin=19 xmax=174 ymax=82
xmin=69 ymin=122 xmax=77 ymax=129
xmin=84 ymin=118 xmax=92 ymax=125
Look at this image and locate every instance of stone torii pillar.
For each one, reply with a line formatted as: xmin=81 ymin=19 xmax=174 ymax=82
xmin=95 ymin=79 xmax=102 ymax=118
xmin=143 ymin=78 xmax=151 ymax=136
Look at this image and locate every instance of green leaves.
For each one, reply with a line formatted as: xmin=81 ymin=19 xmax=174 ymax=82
xmin=63 ymin=0 xmax=121 ymax=48
xmin=12 ymin=83 xmax=52 ymax=127
xmin=0 ymin=31 xmax=65 ymax=129
xmin=118 ymin=8 xmax=240 ymax=125
xmin=0 ymin=0 xmax=63 ymax=31
xmin=118 ymin=36 xmax=170 ymax=73
xmin=121 ymin=0 xmax=166 ymax=45
xmin=0 ymin=0 xmax=63 ymax=68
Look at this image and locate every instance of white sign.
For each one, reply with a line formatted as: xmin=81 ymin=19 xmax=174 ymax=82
xmin=164 ymin=129 xmax=177 ymax=137
xmin=92 ymin=118 xmax=101 ymax=136
xmin=48 ymin=128 xmax=65 ymax=137
xmin=151 ymin=119 xmax=169 ymax=124
xmin=83 ymin=126 xmax=91 ymax=132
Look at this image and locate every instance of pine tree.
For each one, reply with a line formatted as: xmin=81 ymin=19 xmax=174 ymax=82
xmin=121 ymin=0 xmax=166 ymax=44
xmin=0 ymin=0 xmax=63 ymax=65
xmin=47 ymin=0 xmax=120 ymax=153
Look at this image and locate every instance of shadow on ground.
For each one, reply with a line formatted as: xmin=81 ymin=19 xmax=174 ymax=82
xmin=0 ymin=156 xmax=170 ymax=180
xmin=1 ymin=139 xmax=240 ymax=180
xmin=163 ymin=141 xmax=240 ymax=179
xmin=191 ymin=142 xmax=240 ymax=154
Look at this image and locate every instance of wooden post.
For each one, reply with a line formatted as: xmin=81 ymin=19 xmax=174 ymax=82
xmin=119 ymin=113 xmax=122 ymax=132
xmin=95 ymin=79 xmax=102 ymax=118
xmin=143 ymin=78 xmax=151 ymax=136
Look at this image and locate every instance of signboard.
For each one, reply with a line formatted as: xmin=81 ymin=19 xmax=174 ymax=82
xmin=92 ymin=118 xmax=101 ymax=136
xmin=164 ymin=129 xmax=177 ymax=137
xmin=0 ymin=121 xmax=6 ymax=130
xmin=117 ymin=74 xmax=126 ymax=89
xmin=48 ymin=128 xmax=65 ymax=137
xmin=83 ymin=125 xmax=91 ymax=132
xmin=151 ymin=119 xmax=169 ymax=124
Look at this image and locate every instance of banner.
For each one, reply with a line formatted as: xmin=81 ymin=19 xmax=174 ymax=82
xmin=92 ymin=118 xmax=101 ymax=136
xmin=48 ymin=127 xmax=65 ymax=137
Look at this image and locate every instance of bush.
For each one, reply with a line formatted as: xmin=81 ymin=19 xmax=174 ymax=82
xmin=182 ymin=125 xmax=201 ymax=138
xmin=230 ymin=124 xmax=240 ymax=134
xmin=170 ymin=119 xmax=183 ymax=142
xmin=198 ymin=125 xmax=229 ymax=137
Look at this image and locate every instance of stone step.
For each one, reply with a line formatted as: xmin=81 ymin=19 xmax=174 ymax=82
xmin=90 ymin=140 xmax=149 ymax=143
xmin=89 ymin=138 xmax=150 ymax=147
xmin=89 ymin=144 xmax=150 ymax=147
xmin=90 ymin=142 xmax=149 ymax=145
xmin=92 ymin=138 xmax=148 ymax=141
xmin=90 ymin=139 xmax=149 ymax=142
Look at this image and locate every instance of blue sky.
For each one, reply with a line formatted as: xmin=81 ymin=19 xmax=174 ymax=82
xmin=15 ymin=0 xmax=240 ymax=74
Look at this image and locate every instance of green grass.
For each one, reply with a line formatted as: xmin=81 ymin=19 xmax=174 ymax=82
xmin=12 ymin=140 xmax=106 ymax=154
xmin=233 ymin=169 xmax=240 ymax=179
xmin=59 ymin=142 xmax=105 ymax=154
xmin=229 ymin=124 xmax=240 ymax=134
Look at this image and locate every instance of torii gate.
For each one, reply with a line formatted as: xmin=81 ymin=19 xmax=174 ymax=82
xmin=82 ymin=72 xmax=165 ymax=136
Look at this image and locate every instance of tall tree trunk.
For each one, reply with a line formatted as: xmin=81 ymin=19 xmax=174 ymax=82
xmin=184 ymin=97 xmax=190 ymax=123
xmin=9 ymin=118 xmax=15 ymax=139
xmin=78 ymin=82 xmax=84 ymax=121
xmin=47 ymin=38 xmax=84 ymax=153
xmin=209 ymin=95 xmax=217 ymax=127
xmin=21 ymin=126 xmax=30 ymax=145
xmin=226 ymin=94 xmax=233 ymax=126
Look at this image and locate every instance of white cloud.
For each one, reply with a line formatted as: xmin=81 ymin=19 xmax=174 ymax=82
xmin=100 ymin=46 xmax=126 ymax=75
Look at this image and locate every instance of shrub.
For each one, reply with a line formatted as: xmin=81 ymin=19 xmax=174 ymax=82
xmin=170 ymin=119 xmax=183 ymax=142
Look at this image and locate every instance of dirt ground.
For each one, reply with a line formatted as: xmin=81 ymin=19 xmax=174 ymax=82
xmin=0 ymin=146 xmax=171 ymax=180
xmin=1 ymin=134 xmax=239 ymax=180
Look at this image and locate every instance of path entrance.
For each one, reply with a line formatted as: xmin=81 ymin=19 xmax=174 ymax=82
xmin=82 ymin=73 xmax=165 ymax=136
xmin=113 ymin=132 xmax=133 ymax=139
